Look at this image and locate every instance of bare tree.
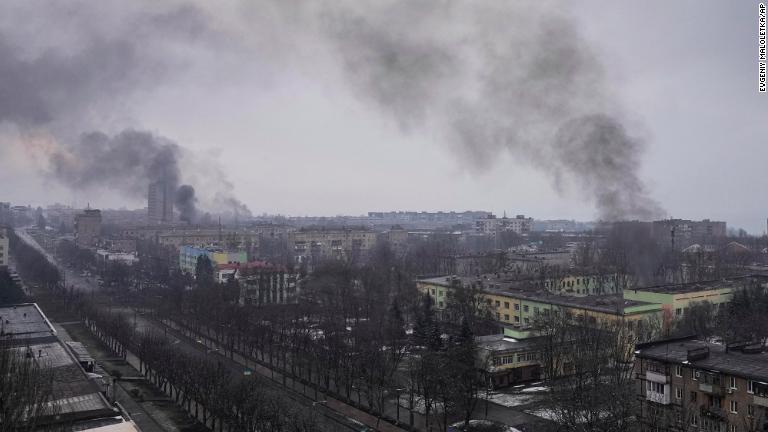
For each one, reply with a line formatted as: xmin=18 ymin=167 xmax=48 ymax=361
xmin=536 ymin=310 xmax=639 ymax=432
xmin=0 ymin=338 xmax=58 ymax=432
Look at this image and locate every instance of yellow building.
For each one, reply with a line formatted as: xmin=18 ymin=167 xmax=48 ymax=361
xmin=416 ymin=275 xmax=662 ymax=332
xmin=417 ymin=273 xmax=664 ymax=389
xmin=623 ymin=275 xmax=768 ymax=328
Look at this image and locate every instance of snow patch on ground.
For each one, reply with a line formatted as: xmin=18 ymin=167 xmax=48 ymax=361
xmin=482 ymin=392 xmax=537 ymax=407
xmin=520 ymin=386 xmax=548 ymax=393
xmin=449 ymin=419 xmax=522 ymax=432
xmin=525 ymin=408 xmax=558 ymax=421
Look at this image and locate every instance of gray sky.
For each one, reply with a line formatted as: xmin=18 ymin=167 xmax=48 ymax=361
xmin=0 ymin=1 xmax=765 ymax=232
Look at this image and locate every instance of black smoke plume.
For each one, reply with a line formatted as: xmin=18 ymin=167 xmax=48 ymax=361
xmin=0 ymin=2 xmax=248 ymax=219
xmin=175 ymin=184 xmax=198 ymax=223
xmin=50 ymin=130 xmax=198 ymax=220
xmin=318 ymin=1 xmax=664 ymax=220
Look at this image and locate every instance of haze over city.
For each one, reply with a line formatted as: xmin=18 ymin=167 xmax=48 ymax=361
xmin=0 ymin=1 xmax=765 ymax=232
xmin=1 ymin=2 xmax=768 ymax=432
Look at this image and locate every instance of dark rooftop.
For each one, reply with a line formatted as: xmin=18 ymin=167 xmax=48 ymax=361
xmin=637 ymin=337 xmax=768 ymax=382
xmin=631 ymin=275 xmax=768 ymax=294
xmin=476 ymin=334 xmax=546 ymax=353
xmin=0 ymin=303 xmax=56 ymax=339
xmin=0 ymin=304 xmax=115 ymax=425
xmin=419 ymin=275 xmax=659 ymax=314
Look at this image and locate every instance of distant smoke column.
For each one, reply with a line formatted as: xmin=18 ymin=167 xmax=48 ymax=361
xmin=174 ymin=184 xmax=198 ymax=224
xmin=148 ymin=178 xmax=175 ymax=224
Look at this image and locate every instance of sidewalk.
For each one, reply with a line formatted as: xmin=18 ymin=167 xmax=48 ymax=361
xmin=53 ymin=323 xmax=168 ymax=432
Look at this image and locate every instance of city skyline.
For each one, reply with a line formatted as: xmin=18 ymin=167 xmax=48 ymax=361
xmin=1 ymin=1 xmax=765 ymax=232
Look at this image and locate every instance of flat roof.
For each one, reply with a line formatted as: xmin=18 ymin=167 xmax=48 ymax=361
xmin=418 ymin=275 xmax=659 ymax=315
xmin=631 ymin=275 xmax=768 ymax=294
xmin=0 ymin=303 xmax=56 ymax=339
xmin=0 ymin=304 xmax=114 ymax=424
xmin=638 ymin=338 xmax=768 ymax=382
xmin=79 ymin=422 xmax=141 ymax=432
xmin=476 ymin=334 xmax=545 ymax=353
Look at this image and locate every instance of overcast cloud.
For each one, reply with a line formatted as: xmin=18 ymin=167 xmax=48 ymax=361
xmin=0 ymin=1 xmax=765 ymax=232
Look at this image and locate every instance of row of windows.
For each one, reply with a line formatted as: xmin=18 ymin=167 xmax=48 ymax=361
xmin=672 ymin=365 xmax=766 ymax=395
xmin=492 ymin=352 xmax=539 ymax=366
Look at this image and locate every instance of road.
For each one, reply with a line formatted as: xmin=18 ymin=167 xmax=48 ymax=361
xmin=16 ymin=228 xmax=375 ymax=432
xmin=17 ymin=227 xmax=546 ymax=431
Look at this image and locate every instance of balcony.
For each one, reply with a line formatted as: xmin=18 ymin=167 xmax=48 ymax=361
xmin=646 ymin=370 xmax=670 ymax=384
xmin=753 ymin=395 xmax=768 ymax=408
xmin=699 ymin=382 xmax=724 ymax=396
xmin=646 ymin=390 xmax=671 ymax=405
xmin=700 ymin=404 xmax=726 ymax=420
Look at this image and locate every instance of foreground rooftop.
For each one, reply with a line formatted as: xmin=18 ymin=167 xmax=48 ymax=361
xmin=637 ymin=336 xmax=768 ymax=382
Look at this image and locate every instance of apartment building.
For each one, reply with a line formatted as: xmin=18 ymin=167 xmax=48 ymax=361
xmin=636 ymin=336 xmax=768 ymax=432
xmin=652 ymin=219 xmax=727 ymax=250
xmin=288 ymin=228 xmax=377 ymax=264
xmin=237 ymin=263 xmax=299 ymax=306
xmin=147 ymin=179 xmax=174 ymax=224
xmin=74 ymin=208 xmax=102 ymax=247
xmin=475 ymin=214 xmax=533 ymax=235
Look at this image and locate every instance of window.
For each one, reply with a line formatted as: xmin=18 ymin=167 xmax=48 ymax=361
xmin=676 ymin=308 xmax=682 ymax=316
xmin=533 ymin=307 xmax=539 ymax=314
xmin=730 ymin=400 xmax=738 ymax=414
xmin=690 ymin=391 xmax=698 ymax=402
xmin=523 ymin=305 xmax=529 ymax=313
xmin=748 ymin=380 xmax=756 ymax=394
xmin=675 ymin=365 xmax=683 ymax=377
xmin=676 ymin=387 xmax=683 ymax=399
xmin=439 ymin=290 xmax=444 ymax=297
xmin=729 ymin=376 xmax=737 ymax=389
xmin=748 ymin=404 xmax=755 ymax=417
xmin=524 ymin=318 xmax=530 ymax=324
xmin=647 ymin=381 xmax=665 ymax=394
xmin=496 ymin=313 xmax=500 ymax=320
xmin=495 ymin=300 xmax=501 ymax=307
xmin=514 ymin=316 xmax=520 ymax=323
xmin=693 ymin=370 xmax=700 ymax=381
xmin=431 ymin=289 xmax=436 ymax=295
xmin=504 ymin=302 xmax=510 ymax=309
xmin=438 ymin=301 xmax=444 ymax=308
xmin=691 ymin=414 xmax=698 ymax=426
xmin=504 ymin=314 xmax=510 ymax=321
xmin=514 ymin=304 xmax=520 ymax=311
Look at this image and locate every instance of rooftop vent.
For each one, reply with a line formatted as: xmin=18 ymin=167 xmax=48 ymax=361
xmin=687 ymin=346 xmax=710 ymax=361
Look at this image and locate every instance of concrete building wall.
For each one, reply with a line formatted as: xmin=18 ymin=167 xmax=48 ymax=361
xmin=74 ymin=209 xmax=102 ymax=247
xmin=147 ymin=180 xmax=174 ymax=224
xmin=0 ymin=228 xmax=8 ymax=267
xmin=179 ymin=246 xmax=247 ymax=274
xmin=288 ymin=229 xmax=377 ymax=263
xmin=636 ymin=345 xmax=768 ymax=432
